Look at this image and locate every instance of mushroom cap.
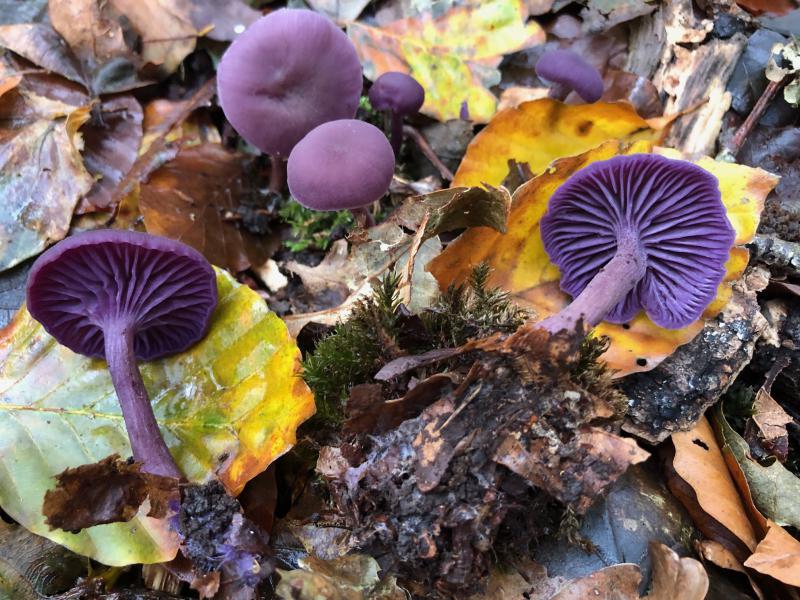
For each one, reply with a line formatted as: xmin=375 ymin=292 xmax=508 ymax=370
xmin=540 ymin=154 xmax=735 ymax=329
xmin=27 ymin=230 xmax=218 ymax=361
xmin=535 ymin=49 xmax=604 ymax=103
xmin=287 ymin=119 xmax=395 ymax=211
xmin=217 ymin=9 xmax=363 ymax=157
xmin=368 ymin=72 xmax=425 ymax=115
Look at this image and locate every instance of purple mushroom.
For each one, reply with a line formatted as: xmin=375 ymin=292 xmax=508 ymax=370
xmin=368 ymin=71 xmax=425 ymax=156
xmin=217 ymin=9 xmax=363 ymax=191
xmin=26 ymin=230 xmax=218 ymax=478
xmin=535 ymin=49 xmax=604 ymax=103
xmin=287 ymin=119 xmax=395 ymax=226
xmin=538 ymin=154 xmax=735 ymax=334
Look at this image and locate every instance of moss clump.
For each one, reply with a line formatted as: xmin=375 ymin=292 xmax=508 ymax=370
xmin=302 ymin=274 xmax=402 ymax=423
xmin=421 ymin=262 xmax=528 ymax=349
xmin=279 ymin=200 xmax=354 ymax=253
xmin=302 ymin=263 xmax=529 ymax=424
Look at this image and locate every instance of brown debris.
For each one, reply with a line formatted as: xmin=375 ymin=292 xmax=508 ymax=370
xmin=42 ymin=454 xmax=179 ymax=532
xmin=323 ymin=328 xmax=644 ymax=595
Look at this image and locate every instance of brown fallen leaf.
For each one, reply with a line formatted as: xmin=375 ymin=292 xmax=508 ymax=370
xmin=744 ymin=520 xmax=800 ymax=586
xmin=0 ymin=74 xmax=94 ymax=271
xmin=0 ymin=23 xmax=83 ymax=85
xmin=42 ymin=454 xmax=179 ymax=532
xmin=108 ymin=0 xmax=196 ymax=75
xmin=697 ymin=540 xmax=766 ymax=600
xmin=749 ymin=387 xmax=794 ymax=462
xmin=78 ymin=94 xmax=143 ymax=212
xmin=47 ymin=0 xmax=147 ymax=95
xmin=601 ymin=70 xmax=663 ymax=118
xmin=669 ymin=417 xmax=758 ymax=561
xmin=549 ymin=564 xmax=641 ymax=600
xmin=139 ymin=143 xmax=279 ymax=272
xmin=644 ymin=541 xmax=708 ymax=600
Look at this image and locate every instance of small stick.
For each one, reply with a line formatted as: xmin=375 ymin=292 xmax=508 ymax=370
xmin=269 ymin=156 xmax=286 ymax=193
xmin=726 ymin=77 xmax=786 ymax=158
xmin=403 ymin=125 xmax=455 ymax=181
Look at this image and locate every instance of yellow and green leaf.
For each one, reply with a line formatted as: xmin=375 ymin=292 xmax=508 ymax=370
xmin=0 ymin=269 xmax=315 ymax=565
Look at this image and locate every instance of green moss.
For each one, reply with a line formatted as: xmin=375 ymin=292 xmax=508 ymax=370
xmin=279 ymin=200 xmax=354 ymax=253
xmin=302 ymin=274 xmax=402 ymax=424
xmin=421 ymin=262 xmax=529 ymax=349
xmin=302 ymin=263 xmax=528 ymax=424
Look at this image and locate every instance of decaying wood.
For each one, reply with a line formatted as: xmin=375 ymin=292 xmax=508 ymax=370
xmin=651 ymin=0 xmax=746 ymax=155
xmin=622 ymin=267 xmax=770 ymax=444
xmin=749 ymin=235 xmax=800 ymax=277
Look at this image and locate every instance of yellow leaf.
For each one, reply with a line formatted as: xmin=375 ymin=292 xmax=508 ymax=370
xmin=429 ymin=140 xmax=777 ymax=376
xmin=453 ymin=99 xmax=658 ymax=187
xmin=348 ymin=0 xmax=544 ymax=122
xmin=0 ymin=269 xmax=315 ymax=565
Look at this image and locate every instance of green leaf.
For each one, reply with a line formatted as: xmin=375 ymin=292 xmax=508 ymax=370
xmin=0 ymin=269 xmax=315 ymax=565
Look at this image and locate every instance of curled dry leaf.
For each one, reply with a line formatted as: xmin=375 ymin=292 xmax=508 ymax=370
xmin=549 ymin=564 xmax=641 ymax=600
xmin=0 ymin=22 xmax=83 ymax=84
xmin=669 ymin=417 xmax=758 ymax=561
xmin=42 ymin=454 xmax=179 ymax=532
xmin=139 ymin=143 xmax=279 ymax=273
xmin=430 ymin=140 xmax=776 ymax=376
xmin=643 ymin=541 xmax=708 ymax=600
xmin=284 ymin=185 xmax=511 ymax=335
xmin=750 ymin=386 xmax=793 ymax=461
xmin=0 ymin=270 xmax=314 ymax=565
xmin=716 ymin=408 xmax=800 ymax=529
xmin=348 ymin=0 xmax=544 ymax=122
xmin=743 ymin=520 xmax=800 ymax=586
xmin=275 ymin=554 xmax=406 ymax=600
xmin=452 ymin=99 xmax=659 ymax=188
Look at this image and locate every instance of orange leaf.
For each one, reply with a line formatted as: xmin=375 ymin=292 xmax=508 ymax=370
xmin=452 ymin=99 xmax=658 ymax=187
xmin=430 ymin=140 xmax=776 ymax=376
xmin=744 ymin=521 xmax=800 ymax=586
xmin=672 ymin=417 xmax=758 ymax=553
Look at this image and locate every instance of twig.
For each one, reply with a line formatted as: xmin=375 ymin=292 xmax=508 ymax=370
xmin=725 ymin=77 xmax=786 ymax=158
xmin=403 ymin=125 xmax=455 ymax=181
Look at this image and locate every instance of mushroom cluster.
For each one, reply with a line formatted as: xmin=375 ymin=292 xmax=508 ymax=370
xmin=537 ymin=153 xmax=735 ymax=334
xmin=26 ymin=230 xmax=218 ymax=478
xmin=218 ymin=8 xmax=404 ymax=223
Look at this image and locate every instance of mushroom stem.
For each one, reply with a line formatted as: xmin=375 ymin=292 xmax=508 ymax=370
xmin=269 ymin=156 xmax=286 ymax=193
xmin=389 ymin=112 xmax=404 ymax=157
xmin=539 ymin=231 xmax=647 ymax=334
xmin=104 ymin=321 xmax=182 ymax=478
xmin=350 ymin=206 xmax=375 ymax=228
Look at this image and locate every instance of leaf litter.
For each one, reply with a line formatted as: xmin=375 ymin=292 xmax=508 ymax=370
xmin=0 ymin=0 xmax=799 ymax=598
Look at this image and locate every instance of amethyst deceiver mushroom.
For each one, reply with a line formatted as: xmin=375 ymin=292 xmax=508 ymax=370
xmin=535 ymin=49 xmax=604 ymax=103
xmin=287 ymin=119 xmax=395 ymax=225
xmin=368 ymin=72 xmax=425 ymax=156
xmin=538 ymin=154 xmax=735 ymax=334
xmin=217 ymin=8 xmax=363 ymax=190
xmin=26 ymin=230 xmax=218 ymax=478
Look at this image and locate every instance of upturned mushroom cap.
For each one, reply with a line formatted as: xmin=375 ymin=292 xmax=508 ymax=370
xmin=217 ymin=9 xmax=363 ymax=157
xmin=535 ymin=49 xmax=604 ymax=103
xmin=27 ymin=230 xmax=218 ymax=361
xmin=287 ymin=119 xmax=395 ymax=211
xmin=368 ymin=72 xmax=425 ymax=115
xmin=540 ymin=154 xmax=735 ymax=329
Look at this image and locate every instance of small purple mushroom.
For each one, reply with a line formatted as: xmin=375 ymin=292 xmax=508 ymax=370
xmin=217 ymin=9 xmax=363 ymax=191
xmin=535 ymin=49 xmax=604 ymax=103
xmin=287 ymin=119 xmax=395 ymax=226
xmin=26 ymin=230 xmax=218 ymax=478
xmin=538 ymin=154 xmax=735 ymax=334
xmin=368 ymin=72 xmax=425 ymax=156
